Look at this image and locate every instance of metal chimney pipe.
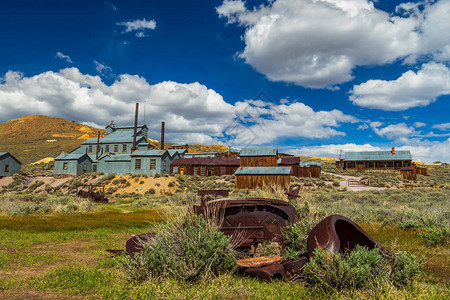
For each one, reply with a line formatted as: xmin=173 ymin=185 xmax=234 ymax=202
xmin=132 ymin=103 xmax=139 ymax=153
xmin=96 ymin=131 xmax=100 ymax=159
xmin=161 ymin=121 xmax=165 ymax=150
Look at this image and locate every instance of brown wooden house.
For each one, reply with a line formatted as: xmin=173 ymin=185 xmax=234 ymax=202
xmin=170 ymin=157 xmax=240 ymax=176
xmin=336 ymin=148 xmax=412 ymax=171
xmin=235 ymin=166 xmax=291 ymax=190
xmin=240 ymin=147 xmax=278 ymax=167
xmin=170 ymin=143 xmax=189 ymax=151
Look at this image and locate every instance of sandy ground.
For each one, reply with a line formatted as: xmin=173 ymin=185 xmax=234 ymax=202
xmin=322 ymin=172 xmax=386 ymax=191
xmin=100 ymin=174 xmax=178 ymax=195
xmin=0 ymin=176 xmax=14 ymax=188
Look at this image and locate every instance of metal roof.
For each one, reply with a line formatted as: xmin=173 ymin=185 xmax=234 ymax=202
xmin=240 ymin=147 xmax=278 ymax=157
xmin=82 ymin=127 xmax=147 ymax=144
xmin=0 ymin=152 xmax=22 ymax=164
xmin=131 ymin=150 xmax=167 ymax=157
xmin=300 ymin=161 xmax=322 ymax=167
xmin=277 ymin=157 xmax=300 ymax=165
xmin=234 ymin=166 xmax=291 ymax=175
xmin=104 ymin=154 xmax=131 ymax=162
xmin=183 ymin=152 xmax=218 ymax=158
xmin=172 ymin=157 xmax=240 ymax=166
xmin=55 ymin=153 xmax=92 ymax=161
xmin=171 ymin=143 xmax=188 ymax=147
xmin=345 ymin=150 xmax=412 ymax=161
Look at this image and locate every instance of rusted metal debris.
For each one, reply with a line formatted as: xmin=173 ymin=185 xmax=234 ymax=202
xmin=307 ymin=214 xmax=388 ymax=257
xmin=77 ymin=184 xmax=108 ymax=203
xmin=284 ymin=184 xmax=301 ymax=203
xmin=244 ymin=256 xmax=308 ymax=282
xmin=193 ymin=196 xmax=298 ymax=248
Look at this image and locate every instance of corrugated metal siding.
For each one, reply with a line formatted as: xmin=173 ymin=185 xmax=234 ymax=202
xmin=240 ymin=147 xmax=278 ymax=157
xmin=345 ymin=150 xmax=412 ymax=161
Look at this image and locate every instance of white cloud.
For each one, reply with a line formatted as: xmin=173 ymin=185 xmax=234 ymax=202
xmin=373 ymin=123 xmax=417 ymax=142
xmin=116 ymin=18 xmax=156 ymax=37
xmin=370 ymin=121 xmax=383 ymax=128
xmin=357 ymin=123 xmax=369 ymax=130
xmin=94 ymin=61 xmax=114 ymax=78
xmin=0 ymin=68 xmax=357 ymax=146
xmin=413 ymin=122 xmax=427 ymax=128
xmin=289 ymin=140 xmax=450 ymax=163
xmin=217 ymin=0 xmax=450 ymax=89
xmin=104 ymin=1 xmax=118 ymax=11
xmin=55 ymin=52 xmax=73 ymax=64
xmin=350 ymin=62 xmax=450 ymax=110
xmin=433 ymin=122 xmax=450 ymax=130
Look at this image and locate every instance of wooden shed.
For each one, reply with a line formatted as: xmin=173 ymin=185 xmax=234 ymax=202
xmin=292 ymin=161 xmax=321 ymax=178
xmin=170 ymin=143 xmax=189 ymax=150
xmin=277 ymin=157 xmax=300 ymax=167
xmin=171 ymin=157 xmax=240 ymax=176
xmin=400 ymin=166 xmax=417 ymax=180
xmin=0 ymin=152 xmax=21 ymax=177
xmin=240 ymin=147 xmax=278 ymax=167
xmin=234 ymin=166 xmax=291 ymax=190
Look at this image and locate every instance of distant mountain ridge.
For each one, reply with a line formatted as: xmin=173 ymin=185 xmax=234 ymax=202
xmin=0 ymin=115 xmax=105 ymax=166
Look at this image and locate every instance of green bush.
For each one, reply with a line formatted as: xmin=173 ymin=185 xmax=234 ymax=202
xmin=119 ymin=212 xmax=236 ymax=282
xmin=305 ymin=246 xmax=424 ymax=291
xmin=145 ymin=188 xmax=156 ymax=195
xmin=168 ymin=181 xmax=175 ymax=187
xmin=419 ymin=227 xmax=450 ymax=246
xmin=154 ymin=174 xmax=161 ymax=178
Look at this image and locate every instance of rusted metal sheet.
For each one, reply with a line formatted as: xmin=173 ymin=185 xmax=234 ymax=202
xmin=307 ymin=214 xmax=387 ymax=257
xmin=125 ymin=232 xmax=158 ymax=258
xmin=284 ymin=184 xmax=301 ymax=202
xmin=244 ymin=257 xmax=307 ymax=281
xmin=193 ymin=197 xmax=297 ymax=248
xmin=236 ymin=255 xmax=283 ymax=268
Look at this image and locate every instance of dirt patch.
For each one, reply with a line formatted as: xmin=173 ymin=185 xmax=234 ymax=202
xmin=103 ymin=175 xmax=178 ymax=195
xmin=0 ymin=176 xmax=13 ymax=188
xmin=322 ymin=172 xmax=386 ymax=191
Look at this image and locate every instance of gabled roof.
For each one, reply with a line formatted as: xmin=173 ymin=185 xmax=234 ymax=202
xmin=171 ymin=157 xmax=240 ymax=166
xmin=234 ymin=166 xmax=291 ymax=175
xmin=167 ymin=149 xmax=186 ymax=158
xmin=345 ymin=150 xmax=412 ymax=161
xmin=82 ymin=125 xmax=147 ymax=144
xmin=55 ymin=153 xmax=92 ymax=162
xmin=0 ymin=152 xmax=21 ymax=164
xmin=240 ymin=147 xmax=278 ymax=157
xmin=171 ymin=143 xmax=188 ymax=147
xmin=277 ymin=157 xmax=300 ymax=165
xmin=131 ymin=150 xmax=167 ymax=157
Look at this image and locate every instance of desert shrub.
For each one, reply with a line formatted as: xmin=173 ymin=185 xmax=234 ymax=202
xmin=28 ymin=180 xmax=45 ymax=191
xmin=44 ymin=184 xmax=53 ymax=193
xmin=332 ymin=181 xmax=340 ymax=187
xmin=139 ymin=181 xmax=144 ymax=184
xmin=154 ymin=174 xmax=161 ymax=178
xmin=107 ymin=187 xmax=118 ymax=194
xmin=119 ymin=212 xmax=237 ymax=282
xmin=71 ymin=180 xmax=83 ymax=189
xmin=391 ymin=252 xmax=424 ymax=286
xmin=305 ymin=246 xmax=424 ymax=291
xmin=155 ymin=183 xmax=160 ymax=187
xmin=168 ymin=181 xmax=175 ymax=187
xmin=282 ymin=201 xmax=320 ymax=259
xmin=419 ymin=227 xmax=450 ymax=246
xmin=145 ymin=188 xmax=156 ymax=195
xmin=134 ymin=178 xmax=139 ymax=182
xmin=125 ymin=181 xmax=131 ymax=187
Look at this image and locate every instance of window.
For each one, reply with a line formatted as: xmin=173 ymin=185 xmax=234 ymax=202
xmin=63 ymin=162 xmax=68 ymax=170
xmin=105 ymin=145 xmax=110 ymax=153
xmin=88 ymin=145 xmax=92 ymax=153
xmin=92 ymin=165 xmax=97 ymax=172
xmin=150 ymin=159 xmax=156 ymax=170
xmin=4 ymin=165 xmax=9 ymax=172
xmin=162 ymin=160 xmax=166 ymax=171
xmin=114 ymin=145 xmax=118 ymax=152
xmin=135 ymin=159 xmax=141 ymax=170
xmin=194 ymin=166 xmax=198 ymax=175
xmin=405 ymin=162 xmax=409 ymax=167
xmin=201 ymin=166 xmax=206 ymax=176
xmin=123 ymin=144 xmax=127 ymax=152
xmin=173 ymin=167 xmax=178 ymax=173
xmin=83 ymin=163 xmax=87 ymax=172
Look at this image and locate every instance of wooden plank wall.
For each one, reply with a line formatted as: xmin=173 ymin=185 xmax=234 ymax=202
xmin=416 ymin=167 xmax=428 ymax=176
xmin=240 ymin=156 xmax=277 ymax=167
xmin=235 ymin=174 xmax=290 ymax=190
xmin=401 ymin=169 xmax=417 ymax=180
xmin=170 ymin=164 xmax=238 ymax=176
xmin=292 ymin=166 xmax=321 ymax=178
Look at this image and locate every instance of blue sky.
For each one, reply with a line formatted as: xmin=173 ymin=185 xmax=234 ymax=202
xmin=0 ymin=0 xmax=449 ymax=162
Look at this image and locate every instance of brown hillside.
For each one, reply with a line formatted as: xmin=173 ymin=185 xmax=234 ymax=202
xmin=0 ymin=115 xmax=105 ymax=166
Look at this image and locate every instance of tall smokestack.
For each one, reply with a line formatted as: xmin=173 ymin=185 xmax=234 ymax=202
xmin=132 ymin=103 xmax=139 ymax=152
xmin=391 ymin=147 xmax=395 ymax=155
xmin=161 ymin=121 xmax=165 ymax=150
xmin=96 ymin=131 xmax=100 ymax=159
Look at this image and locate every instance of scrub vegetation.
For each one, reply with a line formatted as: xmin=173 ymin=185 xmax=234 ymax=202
xmin=0 ymin=162 xmax=448 ymax=298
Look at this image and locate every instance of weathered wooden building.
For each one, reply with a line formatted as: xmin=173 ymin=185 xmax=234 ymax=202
xmin=400 ymin=166 xmax=417 ymax=180
xmin=171 ymin=157 xmax=240 ymax=176
xmin=240 ymin=147 xmax=278 ymax=167
xmin=0 ymin=152 xmax=21 ymax=177
xmin=293 ymin=161 xmax=321 ymax=178
xmin=235 ymin=166 xmax=291 ymax=190
xmin=54 ymin=153 xmax=93 ymax=175
xmin=170 ymin=143 xmax=189 ymax=150
xmin=277 ymin=157 xmax=300 ymax=167
xmin=336 ymin=148 xmax=412 ymax=170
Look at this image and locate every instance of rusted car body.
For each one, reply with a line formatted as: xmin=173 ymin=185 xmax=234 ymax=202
xmin=193 ymin=196 xmax=298 ymax=248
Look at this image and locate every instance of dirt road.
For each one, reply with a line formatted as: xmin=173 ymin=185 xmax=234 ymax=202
xmin=323 ymin=172 xmax=386 ymax=191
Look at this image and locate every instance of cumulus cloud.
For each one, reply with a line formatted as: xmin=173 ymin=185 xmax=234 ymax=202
xmin=116 ymin=18 xmax=156 ymax=37
xmin=350 ymin=62 xmax=450 ymax=110
xmin=372 ymin=123 xmax=417 ymax=142
xmin=216 ymin=0 xmax=450 ymax=89
xmin=0 ymin=68 xmax=356 ymax=145
xmin=55 ymin=52 xmax=73 ymax=64
xmin=414 ymin=122 xmax=427 ymax=128
xmin=289 ymin=140 xmax=450 ymax=163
